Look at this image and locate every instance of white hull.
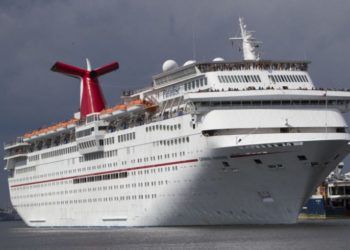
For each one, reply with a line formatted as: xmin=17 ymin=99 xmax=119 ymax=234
xmin=9 ymin=110 xmax=349 ymax=226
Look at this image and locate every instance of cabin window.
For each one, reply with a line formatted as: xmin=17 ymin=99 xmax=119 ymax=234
xmin=336 ymin=127 xmax=346 ymax=133
xmin=297 ymin=155 xmax=307 ymax=161
xmin=222 ymin=161 xmax=230 ymax=167
xmin=254 ymin=159 xmax=262 ymax=164
xmin=280 ymin=128 xmax=290 ymax=133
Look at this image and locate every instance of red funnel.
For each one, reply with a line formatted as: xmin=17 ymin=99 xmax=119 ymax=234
xmin=51 ymin=60 xmax=119 ymax=118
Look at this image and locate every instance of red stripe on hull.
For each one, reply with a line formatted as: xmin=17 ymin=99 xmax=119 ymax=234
xmin=10 ymin=159 xmax=198 ymax=188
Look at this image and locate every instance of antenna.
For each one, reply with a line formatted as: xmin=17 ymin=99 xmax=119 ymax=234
xmin=229 ymin=17 xmax=262 ymax=61
xmin=51 ymin=60 xmax=119 ymax=118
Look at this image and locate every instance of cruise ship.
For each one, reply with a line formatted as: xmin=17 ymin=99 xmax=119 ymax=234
xmin=4 ymin=18 xmax=350 ymax=227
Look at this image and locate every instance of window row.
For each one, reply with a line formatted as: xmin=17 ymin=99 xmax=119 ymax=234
xmin=14 ymin=193 xmax=158 ymax=208
xmin=14 ymin=148 xmax=186 ymax=184
xmin=28 ymin=154 xmax=40 ymax=162
xmin=78 ymin=140 xmax=97 ymax=150
xmin=198 ymin=99 xmax=350 ymax=107
xmin=76 ymin=127 xmax=94 ymax=138
xmin=218 ymin=74 xmax=261 ymax=84
xmin=11 ymin=161 xmax=184 ymax=191
xmin=12 ymin=179 xmax=173 ymax=200
xmin=73 ymin=171 xmax=128 ymax=184
xmin=155 ymin=137 xmax=190 ymax=146
xmin=118 ymin=132 xmax=135 ymax=143
xmin=104 ymin=137 xmax=115 ymax=146
xmin=79 ymin=149 xmax=118 ymax=162
xmin=146 ymin=123 xmax=181 ymax=132
xmin=184 ymin=77 xmax=208 ymax=91
xmin=41 ymin=146 xmax=78 ymax=159
xmin=15 ymin=166 xmax=36 ymax=175
xmin=268 ymin=74 xmax=309 ymax=83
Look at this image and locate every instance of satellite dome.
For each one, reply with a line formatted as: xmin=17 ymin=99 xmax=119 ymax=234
xmin=162 ymin=60 xmax=178 ymax=72
xmin=183 ymin=60 xmax=196 ymax=66
xmin=213 ymin=57 xmax=225 ymax=62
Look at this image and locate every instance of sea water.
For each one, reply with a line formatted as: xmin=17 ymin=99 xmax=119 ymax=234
xmin=1 ymin=219 xmax=350 ymax=249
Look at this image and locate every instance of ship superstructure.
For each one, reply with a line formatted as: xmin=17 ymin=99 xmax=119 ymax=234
xmin=4 ymin=18 xmax=350 ymax=226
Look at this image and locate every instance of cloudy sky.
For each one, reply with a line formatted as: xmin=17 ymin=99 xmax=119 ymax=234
xmin=1 ymin=0 xmax=350 ymax=207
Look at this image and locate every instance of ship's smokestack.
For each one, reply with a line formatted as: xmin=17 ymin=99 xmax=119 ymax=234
xmin=51 ymin=60 xmax=119 ymax=118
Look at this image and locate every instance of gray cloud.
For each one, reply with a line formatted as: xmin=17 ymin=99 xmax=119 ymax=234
xmin=1 ymin=0 xmax=350 ymax=207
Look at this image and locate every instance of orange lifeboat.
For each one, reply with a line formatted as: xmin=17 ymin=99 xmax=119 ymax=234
xmin=56 ymin=122 xmax=66 ymax=131
xmin=67 ymin=118 xmax=78 ymax=128
xmin=112 ymin=104 xmax=127 ymax=116
xmin=31 ymin=130 xmax=40 ymax=138
xmin=23 ymin=118 xmax=77 ymax=140
xmin=127 ymin=99 xmax=153 ymax=112
xmin=45 ymin=125 xmax=55 ymax=135
xmin=99 ymin=107 xmax=113 ymax=118
xmin=100 ymin=108 xmax=113 ymax=115
xmin=39 ymin=127 xmax=49 ymax=135
xmin=23 ymin=132 xmax=33 ymax=139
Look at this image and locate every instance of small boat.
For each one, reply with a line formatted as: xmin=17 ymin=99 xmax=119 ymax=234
xmin=127 ymin=99 xmax=155 ymax=112
xmin=112 ymin=104 xmax=127 ymax=116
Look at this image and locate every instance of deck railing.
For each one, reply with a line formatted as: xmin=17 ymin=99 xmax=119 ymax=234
xmin=4 ymin=137 xmax=24 ymax=148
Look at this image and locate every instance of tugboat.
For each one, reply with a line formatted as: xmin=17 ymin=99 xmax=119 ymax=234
xmin=0 ymin=207 xmax=21 ymax=221
xmin=300 ymin=163 xmax=350 ymax=218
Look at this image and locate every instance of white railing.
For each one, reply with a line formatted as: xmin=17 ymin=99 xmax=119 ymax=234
xmin=4 ymin=137 xmax=24 ymax=148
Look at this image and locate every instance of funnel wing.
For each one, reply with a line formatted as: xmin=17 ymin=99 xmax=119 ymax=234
xmin=51 ymin=62 xmax=87 ymax=78
xmin=93 ymin=62 xmax=119 ymax=77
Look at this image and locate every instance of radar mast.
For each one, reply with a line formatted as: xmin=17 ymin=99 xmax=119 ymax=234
xmin=230 ymin=17 xmax=261 ymax=61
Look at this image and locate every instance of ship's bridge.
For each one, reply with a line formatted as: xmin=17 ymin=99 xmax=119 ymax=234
xmin=75 ymin=113 xmax=109 ymax=155
xmin=125 ymin=60 xmax=312 ymax=102
xmin=152 ymin=60 xmax=309 ymax=87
